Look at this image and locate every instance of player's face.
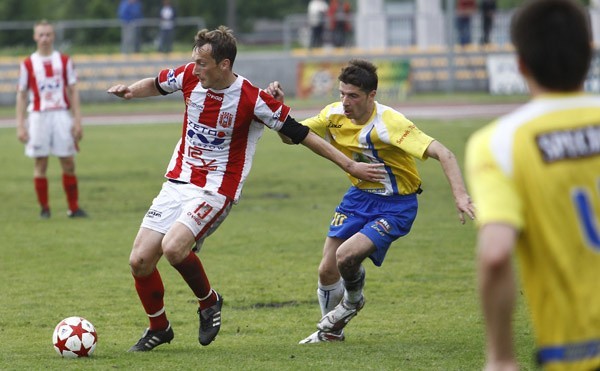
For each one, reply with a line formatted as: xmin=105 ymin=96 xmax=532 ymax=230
xmin=339 ymin=81 xmax=376 ymax=125
xmin=33 ymin=24 xmax=54 ymax=52
xmin=192 ymin=44 xmax=229 ymax=90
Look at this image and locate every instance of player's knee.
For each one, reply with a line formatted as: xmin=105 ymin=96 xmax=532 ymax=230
xmin=161 ymin=239 xmax=188 ymax=265
xmin=335 ymin=249 xmax=353 ymax=268
xmin=318 ymin=260 xmax=339 ymax=282
xmin=129 ymin=254 xmax=151 ymax=276
xmin=59 ymin=157 xmax=75 ymax=174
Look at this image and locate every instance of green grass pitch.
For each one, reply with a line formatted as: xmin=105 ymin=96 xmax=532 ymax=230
xmin=0 ymin=112 xmax=536 ymax=370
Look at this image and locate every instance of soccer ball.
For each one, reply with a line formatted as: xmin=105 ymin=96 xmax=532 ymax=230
xmin=52 ymin=316 xmax=97 ymax=358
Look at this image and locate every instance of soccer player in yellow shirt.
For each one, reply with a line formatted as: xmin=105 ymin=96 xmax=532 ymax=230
xmin=465 ymin=0 xmax=600 ymax=369
xmin=268 ymin=59 xmax=475 ymax=344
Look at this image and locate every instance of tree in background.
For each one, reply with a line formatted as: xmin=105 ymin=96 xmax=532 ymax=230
xmin=0 ymin=0 xmax=592 ymax=51
xmin=0 ymin=0 xmax=311 ymax=49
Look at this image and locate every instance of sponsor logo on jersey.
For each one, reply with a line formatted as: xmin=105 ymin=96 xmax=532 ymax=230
xmin=327 ymin=120 xmax=342 ymax=128
xmin=218 ymin=112 xmax=234 ymax=128
xmin=146 ymin=209 xmax=162 ymax=218
xmin=167 ymin=69 xmax=177 ymax=85
xmin=186 ymin=97 xmax=203 ymax=111
xmin=206 ymin=91 xmax=223 ymax=102
xmin=187 ymin=122 xmax=227 ymax=148
xmin=38 ymin=78 xmax=61 ymax=92
xmin=536 ymin=124 xmax=600 ymax=163
xmin=272 ymin=109 xmax=281 ymax=121
xmin=396 ymin=124 xmax=417 ymax=145
xmin=371 ymin=218 xmax=391 ymax=237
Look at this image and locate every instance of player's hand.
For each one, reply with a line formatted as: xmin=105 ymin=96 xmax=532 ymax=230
xmin=71 ymin=121 xmax=83 ymax=143
xmin=347 ymin=162 xmax=386 ymax=183
xmin=455 ymin=193 xmax=475 ymax=224
xmin=107 ymin=84 xmax=133 ymax=100
xmin=16 ymin=125 xmax=28 ymax=144
xmin=266 ymin=81 xmax=284 ymax=102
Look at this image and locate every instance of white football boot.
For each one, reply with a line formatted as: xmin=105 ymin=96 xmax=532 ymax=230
xmin=317 ymin=296 xmax=365 ymax=332
xmin=299 ymin=330 xmax=345 ymax=344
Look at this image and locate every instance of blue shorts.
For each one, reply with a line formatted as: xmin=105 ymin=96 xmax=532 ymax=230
xmin=328 ymin=187 xmax=418 ymax=267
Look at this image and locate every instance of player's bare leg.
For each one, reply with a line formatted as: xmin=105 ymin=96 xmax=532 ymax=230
xmin=165 ymin=222 xmax=223 ymax=346
xmin=318 ymin=233 xmax=374 ymax=333
xmin=128 ymin=228 xmax=174 ymax=352
xmin=300 ymin=237 xmax=346 ymax=344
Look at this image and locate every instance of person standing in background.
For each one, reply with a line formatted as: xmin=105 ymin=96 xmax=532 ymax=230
xmin=329 ymin=0 xmax=352 ymax=47
xmin=480 ymin=0 xmax=497 ymax=45
xmin=118 ymin=0 xmax=143 ymax=53
xmin=15 ymin=20 xmax=86 ymax=219
xmin=456 ymin=0 xmax=476 ymax=46
xmin=158 ymin=0 xmax=176 ymax=54
xmin=307 ymin=0 xmax=328 ymax=48
xmin=466 ymin=0 xmax=600 ymax=369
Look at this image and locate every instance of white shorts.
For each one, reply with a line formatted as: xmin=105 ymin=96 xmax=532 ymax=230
xmin=26 ymin=110 xmax=77 ymax=158
xmin=141 ymin=180 xmax=233 ymax=251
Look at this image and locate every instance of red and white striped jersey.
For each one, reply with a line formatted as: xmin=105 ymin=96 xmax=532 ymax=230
xmin=156 ymin=63 xmax=291 ymax=202
xmin=17 ymin=51 xmax=76 ymax=112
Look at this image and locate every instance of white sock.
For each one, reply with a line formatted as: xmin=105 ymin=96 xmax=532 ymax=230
xmin=317 ymin=279 xmax=344 ymax=316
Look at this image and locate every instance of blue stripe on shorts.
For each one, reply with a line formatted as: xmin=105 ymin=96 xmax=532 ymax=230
xmin=328 ymin=186 xmax=418 ymax=266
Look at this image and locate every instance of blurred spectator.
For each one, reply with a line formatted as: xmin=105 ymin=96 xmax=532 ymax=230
xmin=118 ymin=0 xmax=143 ymax=53
xmin=329 ymin=0 xmax=352 ymax=47
xmin=479 ymin=0 xmax=496 ymax=45
xmin=307 ymin=0 xmax=328 ymax=48
xmin=456 ymin=0 xmax=476 ymax=46
xmin=158 ymin=0 xmax=176 ymax=53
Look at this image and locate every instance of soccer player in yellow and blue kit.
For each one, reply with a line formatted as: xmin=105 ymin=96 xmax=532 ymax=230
xmin=268 ymin=59 xmax=475 ymax=344
xmin=465 ymin=0 xmax=600 ymax=369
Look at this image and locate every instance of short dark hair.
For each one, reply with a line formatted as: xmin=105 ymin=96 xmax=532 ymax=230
xmin=194 ymin=25 xmax=237 ymax=67
xmin=338 ymin=59 xmax=378 ymax=93
xmin=510 ymin=0 xmax=591 ymax=91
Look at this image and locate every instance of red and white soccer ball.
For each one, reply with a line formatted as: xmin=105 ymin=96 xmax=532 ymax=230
xmin=52 ymin=316 xmax=97 ymax=358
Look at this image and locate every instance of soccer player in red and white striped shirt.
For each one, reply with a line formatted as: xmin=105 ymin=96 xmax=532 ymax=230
xmin=16 ymin=20 xmax=86 ymax=219
xmin=107 ymin=26 xmax=384 ymax=352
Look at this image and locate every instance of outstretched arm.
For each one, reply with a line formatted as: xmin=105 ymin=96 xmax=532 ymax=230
xmin=301 ymin=131 xmax=385 ymax=183
xmin=425 ymin=140 xmax=475 ymax=223
xmin=107 ymin=77 xmax=160 ymax=100
xmin=266 ymin=81 xmax=384 ymax=182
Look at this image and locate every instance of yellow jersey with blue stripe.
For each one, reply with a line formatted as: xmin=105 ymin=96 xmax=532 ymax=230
xmin=302 ymin=102 xmax=434 ymax=195
xmin=465 ymin=93 xmax=600 ymax=370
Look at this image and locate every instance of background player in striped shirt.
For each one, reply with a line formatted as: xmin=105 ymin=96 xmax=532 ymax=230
xmin=16 ymin=20 xmax=86 ymax=219
xmin=267 ymin=59 xmax=475 ymax=344
xmin=107 ymin=26 xmax=384 ymax=352
xmin=465 ymin=0 xmax=600 ymax=369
